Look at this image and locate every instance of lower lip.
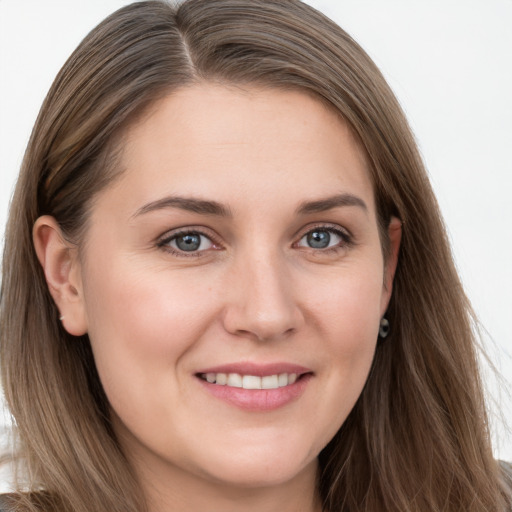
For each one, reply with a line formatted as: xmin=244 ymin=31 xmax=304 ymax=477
xmin=197 ymin=374 xmax=312 ymax=411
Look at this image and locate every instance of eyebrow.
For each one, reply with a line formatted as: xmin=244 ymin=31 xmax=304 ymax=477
xmin=133 ymin=192 xmax=367 ymax=219
xmin=296 ymin=193 xmax=368 ymax=215
xmin=133 ymin=196 xmax=232 ymax=218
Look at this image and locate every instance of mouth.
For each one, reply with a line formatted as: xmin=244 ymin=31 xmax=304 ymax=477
xmin=195 ymin=364 xmax=313 ymax=411
xmin=198 ymin=372 xmax=301 ymax=389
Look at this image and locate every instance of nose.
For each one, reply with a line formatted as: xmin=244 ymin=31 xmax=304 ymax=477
xmin=222 ymin=250 xmax=304 ymax=342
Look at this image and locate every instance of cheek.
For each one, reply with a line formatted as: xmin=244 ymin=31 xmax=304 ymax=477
xmin=330 ymin=268 xmax=382 ymax=373
xmin=81 ymin=259 xmax=218 ymax=407
xmin=85 ymin=255 xmax=214 ymax=340
xmin=306 ymin=261 xmax=384 ymax=341
xmin=303 ymin=264 xmax=382 ymax=434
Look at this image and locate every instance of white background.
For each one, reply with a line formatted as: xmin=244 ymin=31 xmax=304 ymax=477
xmin=1 ymin=0 xmax=511 ymax=488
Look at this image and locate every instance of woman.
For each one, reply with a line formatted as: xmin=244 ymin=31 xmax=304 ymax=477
xmin=0 ymin=0 xmax=510 ymax=511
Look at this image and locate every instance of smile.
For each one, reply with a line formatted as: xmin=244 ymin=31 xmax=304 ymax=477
xmin=199 ymin=372 xmax=298 ymax=389
xmin=196 ymin=365 xmax=312 ymax=411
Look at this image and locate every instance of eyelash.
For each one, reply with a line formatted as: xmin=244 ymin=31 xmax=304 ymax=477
xmin=156 ymin=224 xmax=354 ymax=258
xmin=295 ymin=224 xmax=354 ymax=254
xmin=157 ymin=228 xmax=220 ymax=258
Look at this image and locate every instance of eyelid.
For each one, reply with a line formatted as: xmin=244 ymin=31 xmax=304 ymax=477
xmin=295 ymin=223 xmax=353 ymax=241
xmin=294 ymin=223 xmax=354 ymax=250
xmin=156 ymin=226 xmax=223 ymax=257
xmin=155 ymin=222 xmax=354 ymax=257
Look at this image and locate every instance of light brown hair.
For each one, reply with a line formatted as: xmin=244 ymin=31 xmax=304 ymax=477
xmin=1 ymin=1 xmax=510 ymax=511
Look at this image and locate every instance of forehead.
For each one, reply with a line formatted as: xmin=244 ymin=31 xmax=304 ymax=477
xmin=96 ymin=83 xmax=375 ymax=217
xmin=125 ymin=83 xmax=365 ymax=157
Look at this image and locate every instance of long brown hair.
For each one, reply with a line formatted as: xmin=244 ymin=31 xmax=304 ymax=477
xmin=1 ymin=1 xmax=510 ymax=511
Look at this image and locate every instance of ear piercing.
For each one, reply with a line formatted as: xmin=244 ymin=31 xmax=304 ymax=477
xmin=379 ymin=317 xmax=390 ymax=339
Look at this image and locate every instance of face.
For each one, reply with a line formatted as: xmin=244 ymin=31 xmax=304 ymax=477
xmin=66 ymin=85 xmax=399 ymax=494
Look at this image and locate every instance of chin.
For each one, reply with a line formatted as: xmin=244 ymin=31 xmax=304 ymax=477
xmin=192 ymin=439 xmax=320 ymax=489
xmin=205 ymin=460 xmax=317 ymax=490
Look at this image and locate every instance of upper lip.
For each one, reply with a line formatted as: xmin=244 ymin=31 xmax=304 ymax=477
xmin=195 ymin=362 xmax=312 ymax=377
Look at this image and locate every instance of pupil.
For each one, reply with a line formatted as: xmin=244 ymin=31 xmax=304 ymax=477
xmin=176 ymin=233 xmax=201 ymax=251
xmin=307 ymin=230 xmax=330 ymax=249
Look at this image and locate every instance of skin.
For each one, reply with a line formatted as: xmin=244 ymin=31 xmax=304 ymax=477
xmin=34 ymin=84 xmax=401 ymax=512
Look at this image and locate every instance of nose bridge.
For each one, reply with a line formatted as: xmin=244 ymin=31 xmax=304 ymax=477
xmin=223 ymin=243 xmax=302 ymax=341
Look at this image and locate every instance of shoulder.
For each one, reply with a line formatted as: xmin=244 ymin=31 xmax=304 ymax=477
xmin=503 ymin=460 xmax=512 ymax=475
xmin=501 ymin=461 xmax=512 ymax=511
xmin=0 ymin=493 xmax=12 ymax=511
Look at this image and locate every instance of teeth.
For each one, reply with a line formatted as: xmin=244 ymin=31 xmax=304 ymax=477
xmin=242 ymin=375 xmax=261 ymax=389
xmin=201 ymin=372 xmax=299 ymax=389
xmin=216 ymin=373 xmax=227 ymax=385
xmin=261 ymin=375 xmax=278 ymax=389
xmin=278 ymin=373 xmax=288 ymax=387
xmin=227 ymin=373 xmax=243 ymax=388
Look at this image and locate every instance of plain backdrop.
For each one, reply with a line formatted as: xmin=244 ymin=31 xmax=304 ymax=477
xmin=1 ymin=0 xmax=511 ymax=489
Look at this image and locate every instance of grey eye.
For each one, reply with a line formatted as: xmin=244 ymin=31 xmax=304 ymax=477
xmin=298 ymin=229 xmax=343 ymax=249
xmin=306 ymin=230 xmax=330 ymax=248
xmin=175 ymin=233 xmax=201 ymax=251
xmin=169 ymin=233 xmax=213 ymax=252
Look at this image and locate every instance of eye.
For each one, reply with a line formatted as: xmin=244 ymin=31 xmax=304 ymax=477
xmin=158 ymin=230 xmax=215 ymax=255
xmin=296 ymin=227 xmax=350 ymax=250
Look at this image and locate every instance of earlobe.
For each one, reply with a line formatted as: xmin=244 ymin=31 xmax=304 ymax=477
xmin=33 ymin=216 xmax=88 ymax=336
xmin=380 ymin=216 xmax=402 ymax=314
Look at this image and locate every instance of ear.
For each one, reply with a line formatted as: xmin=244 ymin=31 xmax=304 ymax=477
xmin=33 ymin=216 xmax=88 ymax=336
xmin=380 ymin=216 xmax=402 ymax=315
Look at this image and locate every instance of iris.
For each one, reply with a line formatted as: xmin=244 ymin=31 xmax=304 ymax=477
xmin=175 ymin=233 xmax=202 ymax=251
xmin=307 ymin=230 xmax=330 ymax=249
